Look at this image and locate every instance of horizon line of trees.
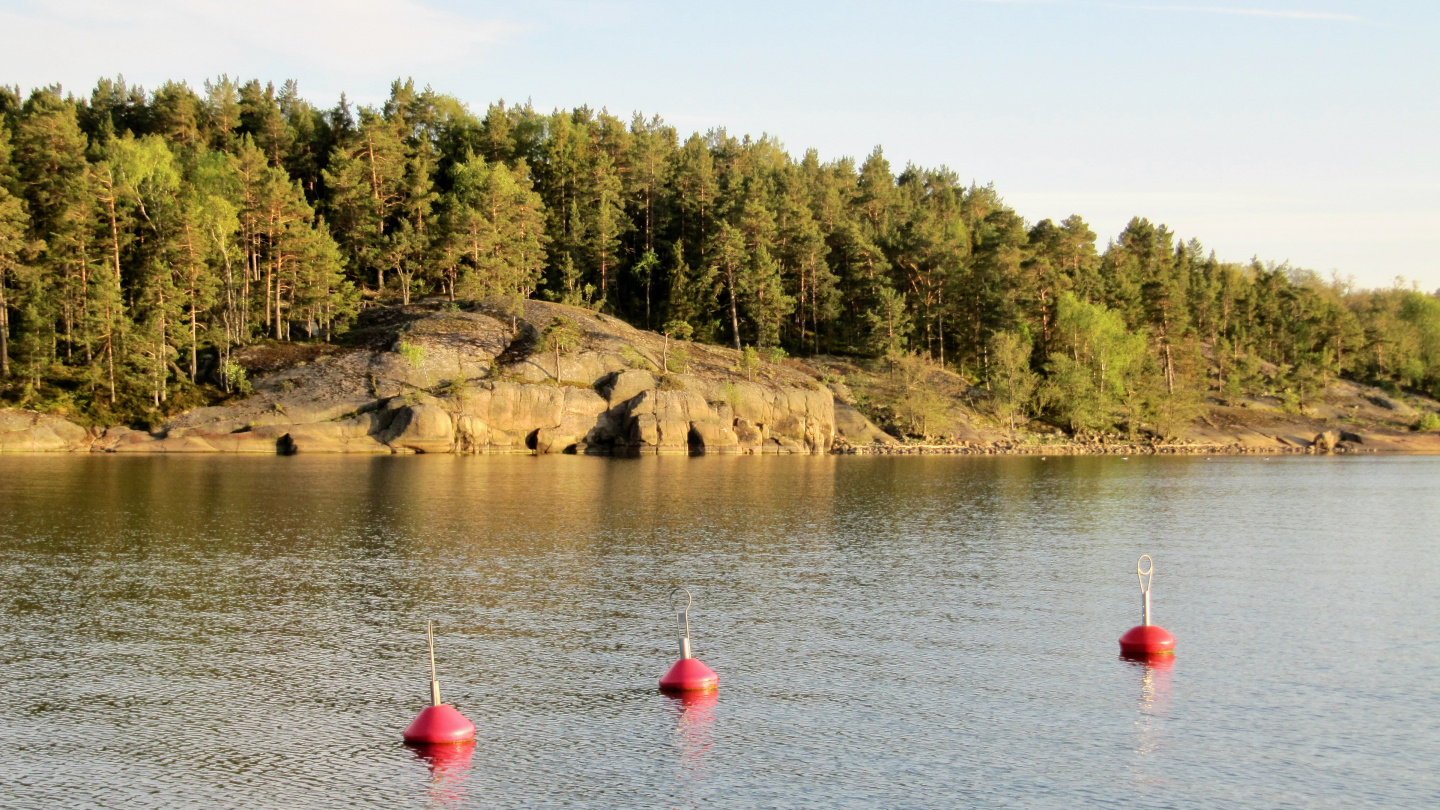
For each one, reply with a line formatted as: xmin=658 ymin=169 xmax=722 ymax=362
xmin=2 ymin=76 xmax=1438 ymax=433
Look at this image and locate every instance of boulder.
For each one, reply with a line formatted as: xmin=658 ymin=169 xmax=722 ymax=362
xmin=383 ymin=403 xmax=455 ymax=453
xmin=454 ymin=415 xmax=490 ymax=452
xmin=657 ymin=418 xmax=692 ymax=452
xmin=734 ymin=418 xmax=764 ymax=451
xmin=689 ymin=419 xmax=739 ymax=453
xmin=534 ymin=412 xmax=600 ymax=454
xmin=631 ymin=413 xmax=660 ymax=449
xmin=605 ymin=369 xmax=656 ymax=407
xmin=0 ymin=410 xmax=91 ymax=452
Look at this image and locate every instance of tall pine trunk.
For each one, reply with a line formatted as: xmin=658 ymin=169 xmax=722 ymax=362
xmin=0 ymin=267 xmax=8 ymax=378
xmin=727 ymin=263 xmax=741 ymax=351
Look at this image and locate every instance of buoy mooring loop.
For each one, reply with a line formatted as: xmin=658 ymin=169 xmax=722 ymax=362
xmin=402 ymin=620 xmax=477 ymax=744
xmin=1119 ymin=555 xmax=1176 ymax=657
xmin=659 ymin=586 xmax=719 ymax=693
xmin=675 ymin=586 xmax=694 ymax=660
xmin=1138 ymin=554 xmax=1154 ymax=627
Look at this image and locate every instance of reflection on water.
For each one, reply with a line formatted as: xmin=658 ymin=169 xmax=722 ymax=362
xmin=408 ymin=741 xmax=476 ymax=807
xmin=1124 ymin=654 xmax=1174 ymax=781
xmin=0 ymin=454 xmax=1438 ymax=808
xmin=667 ymin=690 xmax=717 ymax=781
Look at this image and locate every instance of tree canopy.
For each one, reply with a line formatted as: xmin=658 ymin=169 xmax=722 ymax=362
xmin=1 ymin=76 xmax=1437 ymax=433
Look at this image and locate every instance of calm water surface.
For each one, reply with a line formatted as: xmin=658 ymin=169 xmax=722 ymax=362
xmin=0 ymin=454 xmax=1436 ymax=808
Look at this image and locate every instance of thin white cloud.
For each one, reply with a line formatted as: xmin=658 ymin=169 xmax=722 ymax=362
xmin=0 ymin=0 xmax=517 ymax=91
xmin=965 ymin=0 xmax=1366 ymax=23
xmin=1118 ymin=4 xmax=1364 ymax=21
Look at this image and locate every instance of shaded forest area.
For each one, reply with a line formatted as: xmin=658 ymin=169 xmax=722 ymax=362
xmin=1 ymin=77 xmax=1438 ymax=436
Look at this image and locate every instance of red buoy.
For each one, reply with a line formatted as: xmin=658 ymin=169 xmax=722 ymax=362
xmin=659 ymin=587 xmax=719 ymax=693
xmin=403 ymin=621 xmax=476 ymax=744
xmin=1119 ymin=624 xmax=1176 ymax=656
xmin=660 ymin=657 xmax=719 ymax=692
xmin=1119 ymin=555 xmax=1176 ymax=656
xmin=403 ymin=704 xmax=476 ymax=744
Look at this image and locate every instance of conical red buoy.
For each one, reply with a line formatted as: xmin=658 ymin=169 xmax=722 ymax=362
xmin=1119 ymin=624 xmax=1176 ymax=656
xmin=404 ymin=704 xmax=476 ymax=744
xmin=659 ymin=587 xmax=719 ymax=693
xmin=661 ymin=656 xmax=719 ymax=692
xmin=1119 ymin=555 xmax=1176 ymax=656
xmin=403 ymin=621 xmax=476 ymax=744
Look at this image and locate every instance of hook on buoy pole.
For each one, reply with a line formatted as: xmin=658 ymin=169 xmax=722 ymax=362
xmin=1137 ymin=555 xmax=1154 ymax=627
xmin=427 ymin=620 xmax=442 ymax=707
xmin=673 ymin=586 xmax=694 ymax=660
xmin=659 ymin=586 xmax=718 ymax=693
xmin=1119 ymin=555 xmax=1176 ymax=657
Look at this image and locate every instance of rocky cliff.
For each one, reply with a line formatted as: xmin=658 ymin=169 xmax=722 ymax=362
xmin=1 ymin=299 xmax=847 ymax=455
xmin=6 ymin=298 xmax=1439 ymax=457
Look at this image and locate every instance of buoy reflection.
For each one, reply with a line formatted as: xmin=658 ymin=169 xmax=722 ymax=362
xmin=1121 ymin=651 xmax=1175 ymax=670
xmin=408 ymin=740 xmax=476 ymax=806
xmin=666 ymin=689 xmax=717 ymax=774
xmin=1122 ymin=653 xmax=1173 ymax=780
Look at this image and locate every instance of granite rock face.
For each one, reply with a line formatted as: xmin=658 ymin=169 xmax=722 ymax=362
xmin=0 ymin=410 xmax=92 ymax=452
xmin=7 ymin=299 xmax=850 ymax=456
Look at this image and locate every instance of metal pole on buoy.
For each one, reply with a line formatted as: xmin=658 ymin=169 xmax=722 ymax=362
xmin=402 ymin=621 xmax=476 ymax=745
xmin=1119 ymin=555 xmax=1176 ymax=657
xmin=659 ymin=587 xmax=718 ymax=693
xmin=428 ymin=621 xmax=442 ymax=707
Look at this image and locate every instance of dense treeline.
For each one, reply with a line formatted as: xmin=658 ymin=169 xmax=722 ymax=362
xmin=1 ymin=77 xmax=1438 ymax=433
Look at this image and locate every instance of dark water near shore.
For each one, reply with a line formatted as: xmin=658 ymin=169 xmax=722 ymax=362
xmin=0 ymin=454 xmax=1436 ymax=808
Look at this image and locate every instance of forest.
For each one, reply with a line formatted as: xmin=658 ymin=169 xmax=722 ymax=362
xmin=1 ymin=76 xmax=1438 ymax=436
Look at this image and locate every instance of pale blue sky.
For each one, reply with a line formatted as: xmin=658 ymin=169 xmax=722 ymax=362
xmin=2 ymin=0 xmax=1436 ymax=289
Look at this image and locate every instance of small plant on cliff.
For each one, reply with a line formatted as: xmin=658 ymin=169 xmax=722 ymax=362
xmin=734 ymin=346 xmax=761 ymax=382
xmin=662 ymin=320 xmax=693 ymax=374
xmin=542 ymin=316 xmax=583 ymax=385
xmin=435 ymin=375 xmax=470 ymax=406
xmin=765 ymin=346 xmax=787 ymax=365
xmin=721 ymin=380 xmax=741 ymax=413
xmin=221 ymin=360 xmax=252 ymax=395
xmin=1414 ymin=412 xmax=1440 ymax=432
xmin=502 ymin=292 xmax=525 ymax=332
xmin=397 ymin=339 xmax=429 ymax=387
xmin=620 ymin=345 xmax=657 ymax=371
xmin=668 ymin=344 xmax=690 ymax=374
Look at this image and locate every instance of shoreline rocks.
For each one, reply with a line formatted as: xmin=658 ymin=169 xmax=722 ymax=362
xmin=0 ymin=300 xmax=840 ymax=457
xmin=5 ymin=299 xmax=1438 ymax=458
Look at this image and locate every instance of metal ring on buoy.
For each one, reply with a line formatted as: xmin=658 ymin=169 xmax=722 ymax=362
xmin=1119 ymin=556 xmax=1176 ymax=657
xmin=659 ymin=586 xmax=718 ymax=692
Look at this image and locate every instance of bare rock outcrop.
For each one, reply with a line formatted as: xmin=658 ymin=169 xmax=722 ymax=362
xmin=42 ymin=299 xmax=845 ymax=456
xmin=0 ymin=410 xmax=92 ymax=452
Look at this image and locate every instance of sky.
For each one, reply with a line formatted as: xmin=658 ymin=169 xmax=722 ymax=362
xmin=2 ymin=0 xmax=1436 ymax=290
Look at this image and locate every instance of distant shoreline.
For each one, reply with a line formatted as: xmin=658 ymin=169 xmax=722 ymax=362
xmin=834 ymin=442 xmax=1415 ymax=456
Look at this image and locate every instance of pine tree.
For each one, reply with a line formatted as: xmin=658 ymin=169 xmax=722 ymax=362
xmin=0 ymin=122 xmax=40 ymax=379
xmin=323 ymin=110 xmax=405 ymax=292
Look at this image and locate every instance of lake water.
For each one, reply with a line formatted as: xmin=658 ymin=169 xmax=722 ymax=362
xmin=0 ymin=454 xmax=1436 ymax=808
